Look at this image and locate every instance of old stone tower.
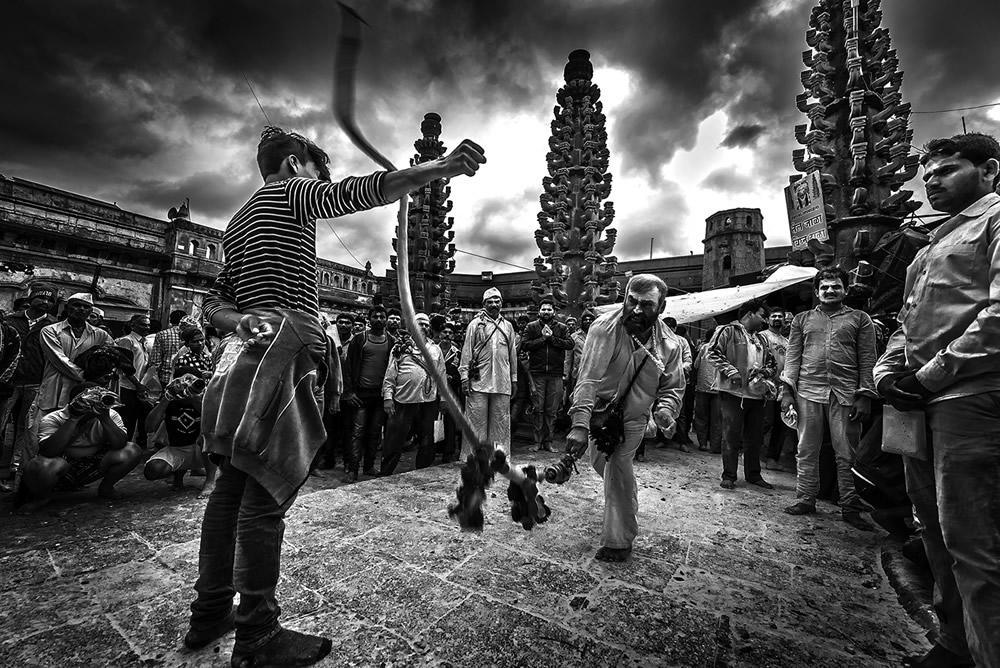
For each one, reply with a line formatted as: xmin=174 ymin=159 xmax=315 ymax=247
xmin=702 ymin=208 xmax=766 ymax=290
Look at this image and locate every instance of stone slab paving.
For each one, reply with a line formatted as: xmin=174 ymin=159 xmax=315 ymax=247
xmin=0 ymin=446 xmax=929 ymax=667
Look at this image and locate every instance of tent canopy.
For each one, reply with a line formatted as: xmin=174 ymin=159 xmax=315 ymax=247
xmin=597 ymin=265 xmax=817 ymax=325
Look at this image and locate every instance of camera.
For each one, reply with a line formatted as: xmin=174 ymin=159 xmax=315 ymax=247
xmin=99 ymin=391 xmax=118 ymax=407
xmin=468 ymin=363 xmax=481 ymax=382
xmin=544 ymin=454 xmax=579 ymax=485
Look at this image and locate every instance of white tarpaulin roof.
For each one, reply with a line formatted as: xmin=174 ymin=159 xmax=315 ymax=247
xmin=597 ymin=265 xmax=818 ymax=325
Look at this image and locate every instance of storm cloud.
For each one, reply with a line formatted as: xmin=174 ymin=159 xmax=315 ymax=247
xmin=2 ymin=0 xmax=999 ymax=273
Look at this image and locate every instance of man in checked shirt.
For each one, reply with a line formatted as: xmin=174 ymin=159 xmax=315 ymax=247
xmin=874 ymin=133 xmax=1000 ymax=668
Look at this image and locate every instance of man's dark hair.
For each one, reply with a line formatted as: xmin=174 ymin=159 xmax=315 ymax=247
xmin=181 ymin=326 xmax=204 ymax=343
xmin=538 ymin=297 xmax=555 ymax=308
xmin=737 ymin=299 xmax=769 ymax=319
xmin=13 ymin=297 xmax=30 ymax=311
xmin=257 ymin=126 xmax=331 ymax=181
xmin=664 ymin=316 xmax=678 ymax=329
xmin=813 ymin=266 xmax=849 ymax=291
xmin=336 ymin=313 xmax=355 ymax=324
xmin=921 ymin=132 xmax=1000 ymax=188
xmin=386 ymin=308 xmax=402 ymax=318
xmin=69 ymin=381 xmax=103 ymax=400
xmin=129 ymin=314 xmax=149 ymax=325
xmin=368 ymin=305 xmax=386 ymax=317
xmin=675 ymin=324 xmax=687 ymax=336
xmin=169 ymin=310 xmax=187 ymax=326
xmin=768 ymin=305 xmax=785 ymax=316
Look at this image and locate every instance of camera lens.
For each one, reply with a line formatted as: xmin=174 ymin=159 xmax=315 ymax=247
xmin=100 ymin=392 xmax=118 ymax=406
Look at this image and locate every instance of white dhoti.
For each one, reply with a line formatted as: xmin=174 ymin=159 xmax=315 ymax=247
xmin=462 ymin=390 xmax=511 ymax=458
xmin=590 ymin=418 xmax=645 ymax=549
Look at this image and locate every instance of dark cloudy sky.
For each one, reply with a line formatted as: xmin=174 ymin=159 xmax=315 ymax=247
xmin=2 ymin=0 xmax=998 ymax=275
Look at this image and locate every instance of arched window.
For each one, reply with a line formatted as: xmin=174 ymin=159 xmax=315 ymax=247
xmin=334 ymin=275 xmax=341 ymax=287
xmin=188 ymin=239 xmax=200 ymax=255
xmin=206 ymin=244 xmax=217 ymax=260
xmin=352 ymin=279 xmax=359 ymax=291
xmin=323 ymin=272 xmax=330 ymax=285
xmin=723 ymin=255 xmax=732 ymax=270
xmin=724 ymin=216 xmax=733 ymax=227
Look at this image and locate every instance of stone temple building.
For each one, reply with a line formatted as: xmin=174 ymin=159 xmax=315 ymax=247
xmin=0 ymin=175 xmax=377 ymax=331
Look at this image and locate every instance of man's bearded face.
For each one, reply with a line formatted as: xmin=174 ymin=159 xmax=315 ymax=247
xmin=769 ymin=312 xmax=784 ymax=330
xmin=581 ymin=313 xmax=595 ymax=332
xmin=484 ymin=296 xmax=502 ymax=317
xmin=386 ymin=314 xmax=402 ymax=332
xmin=538 ymin=304 xmax=555 ymax=322
xmin=623 ymin=287 xmax=661 ymax=335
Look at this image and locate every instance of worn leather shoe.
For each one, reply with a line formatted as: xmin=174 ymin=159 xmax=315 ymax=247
xmin=843 ymin=511 xmax=874 ymax=531
xmin=719 ymin=479 xmax=735 ymax=490
xmin=783 ymin=502 xmax=815 ymax=515
xmin=747 ymin=477 xmax=775 ymax=490
xmin=902 ymin=643 xmax=975 ymax=668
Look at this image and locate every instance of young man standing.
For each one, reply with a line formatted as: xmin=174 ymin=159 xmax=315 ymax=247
xmin=761 ymin=307 xmax=790 ymax=471
xmin=0 ymin=282 xmax=57 ymax=492
xmin=707 ymin=300 xmax=776 ymax=490
xmin=342 ymin=305 xmax=395 ymax=482
xmin=521 ymin=297 xmax=574 ymax=452
xmin=186 ymin=126 xmax=484 ymax=667
xmin=781 ymin=268 xmax=877 ymax=531
xmin=874 ymin=133 xmax=1000 ymax=668
xmin=114 ymin=314 xmax=151 ymax=448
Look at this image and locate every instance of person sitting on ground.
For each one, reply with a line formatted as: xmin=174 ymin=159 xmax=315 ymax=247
xmin=143 ymin=366 xmax=217 ymax=496
xmin=15 ymin=382 xmax=141 ymax=512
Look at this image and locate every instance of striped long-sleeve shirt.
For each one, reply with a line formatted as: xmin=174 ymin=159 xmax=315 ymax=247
xmin=203 ymin=174 xmax=388 ymax=321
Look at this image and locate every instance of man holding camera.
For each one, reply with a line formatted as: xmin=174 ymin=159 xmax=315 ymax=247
xmin=143 ymin=366 xmax=217 ymax=496
xmin=566 ymin=275 xmax=685 ymax=562
xmin=16 ymin=382 xmax=141 ymax=512
xmin=459 ymin=287 xmax=517 ymax=459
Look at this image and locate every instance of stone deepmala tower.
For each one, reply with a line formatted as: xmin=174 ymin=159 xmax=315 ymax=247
xmin=792 ymin=0 xmax=920 ymax=273
xmin=386 ymin=112 xmax=457 ymax=312
xmin=532 ymin=49 xmax=619 ymax=317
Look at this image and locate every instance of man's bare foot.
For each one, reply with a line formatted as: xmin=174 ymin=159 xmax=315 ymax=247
xmin=16 ymin=498 xmax=51 ymax=514
xmin=198 ymin=482 xmax=216 ymax=499
xmin=594 ymin=546 xmax=631 ymax=562
xmin=97 ymin=483 xmax=124 ymax=500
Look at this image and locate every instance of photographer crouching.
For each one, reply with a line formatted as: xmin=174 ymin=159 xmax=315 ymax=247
xmin=15 ymin=382 xmax=140 ymax=513
xmin=566 ymin=274 xmax=686 ymax=562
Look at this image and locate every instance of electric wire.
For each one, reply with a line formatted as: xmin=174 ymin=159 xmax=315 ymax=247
xmin=911 ymin=101 xmax=1000 ymax=115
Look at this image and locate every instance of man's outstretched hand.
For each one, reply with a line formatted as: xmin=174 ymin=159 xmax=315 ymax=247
xmin=439 ymin=139 xmax=486 ymax=179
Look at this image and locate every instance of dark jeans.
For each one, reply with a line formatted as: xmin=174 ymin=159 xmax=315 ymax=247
xmin=347 ymin=393 xmax=385 ymax=473
xmin=719 ymin=392 xmax=765 ymax=482
xmin=190 ymin=458 xmax=297 ymax=652
xmin=441 ymin=411 xmax=458 ymax=462
xmin=380 ymin=400 xmax=437 ymax=476
xmin=762 ymin=399 xmax=789 ymax=461
xmin=530 ymin=374 xmax=563 ymax=447
xmin=904 ymin=392 xmax=1000 ymax=666
xmin=674 ymin=384 xmax=694 ymax=443
xmin=694 ymin=391 xmax=721 ymax=453
xmin=119 ymin=387 xmax=150 ymax=447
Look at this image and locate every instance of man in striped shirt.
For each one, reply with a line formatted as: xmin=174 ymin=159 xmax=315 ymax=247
xmin=186 ymin=126 xmax=484 ymax=667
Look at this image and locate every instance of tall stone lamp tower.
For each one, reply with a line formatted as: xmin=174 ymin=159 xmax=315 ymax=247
xmin=387 ymin=113 xmax=457 ymax=312
xmin=792 ymin=0 xmax=920 ymax=274
xmin=533 ymin=49 xmax=620 ymax=317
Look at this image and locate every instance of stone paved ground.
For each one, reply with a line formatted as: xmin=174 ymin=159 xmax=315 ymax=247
xmin=1 ymin=441 xmax=930 ymax=667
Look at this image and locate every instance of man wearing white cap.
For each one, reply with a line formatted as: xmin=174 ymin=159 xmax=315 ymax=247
xmin=459 ymin=287 xmax=517 ymax=458
xmin=33 ymin=293 xmax=113 ymax=427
